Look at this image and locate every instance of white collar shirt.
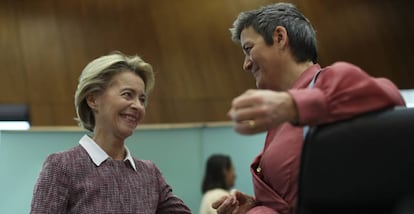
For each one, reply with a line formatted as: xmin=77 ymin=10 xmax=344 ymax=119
xmin=79 ymin=134 xmax=137 ymax=171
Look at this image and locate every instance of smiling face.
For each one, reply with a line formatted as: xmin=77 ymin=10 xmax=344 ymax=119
xmin=240 ymin=26 xmax=292 ymax=91
xmin=87 ymin=71 xmax=146 ymax=141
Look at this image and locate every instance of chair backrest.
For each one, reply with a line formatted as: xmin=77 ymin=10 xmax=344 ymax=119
xmin=297 ymin=107 xmax=414 ymax=214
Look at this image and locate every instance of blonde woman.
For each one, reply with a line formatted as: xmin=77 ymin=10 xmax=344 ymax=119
xmin=30 ymin=51 xmax=191 ymax=214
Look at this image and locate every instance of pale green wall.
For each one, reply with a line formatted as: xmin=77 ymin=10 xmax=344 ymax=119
xmin=0 ymin=125 xmax=264 ymax=213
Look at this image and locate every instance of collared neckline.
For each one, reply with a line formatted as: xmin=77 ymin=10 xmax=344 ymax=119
xmin=292 ymin=63 xmax=322 ymax=89
xmin=79 ymin=134 xmax=137 ymax=171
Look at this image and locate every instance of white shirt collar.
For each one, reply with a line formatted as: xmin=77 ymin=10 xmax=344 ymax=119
xmin=79 ymin=134 xmax=137 ymax=171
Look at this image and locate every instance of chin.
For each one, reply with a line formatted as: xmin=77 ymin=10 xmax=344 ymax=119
xmin=122 ymin=131 xmax=134 ymax=139
xmin=122 ymin=127 xmax=135 ymax=137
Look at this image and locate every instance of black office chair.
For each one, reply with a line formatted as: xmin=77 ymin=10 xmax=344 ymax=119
xmin=297 ymin=107 xmax=414 ymax=214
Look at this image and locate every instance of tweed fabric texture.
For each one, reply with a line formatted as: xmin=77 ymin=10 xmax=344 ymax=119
xmin=30 ymin=145 xmax=191 ymax=214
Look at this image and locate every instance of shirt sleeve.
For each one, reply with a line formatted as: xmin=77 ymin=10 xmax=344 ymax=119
xmin=30 ymin=154 xmax=70 ymax=214
xmin=289 ymin=62 xmax=406 ymax=126
xmin=150 ymin=162 xmax=191 ymax=214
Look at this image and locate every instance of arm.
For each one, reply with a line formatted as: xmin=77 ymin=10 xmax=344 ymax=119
xmin=30 ymin=154 xmax=70 ymax=214
xmin=289 ymin=62 xmax=406 ymax=126
xmin=228 ymin=62 xmax=404 ymax=134
xmin=152 ymin=163 xmax=191 ymax=214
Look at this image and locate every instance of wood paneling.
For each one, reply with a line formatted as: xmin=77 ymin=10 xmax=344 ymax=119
xmin=0 ymin=0 xmax=28 ymax=103
xmin=0 ymin=0 xmax=413 ymax=126
xmin=300 ymin=0 xmax=414 ymax=88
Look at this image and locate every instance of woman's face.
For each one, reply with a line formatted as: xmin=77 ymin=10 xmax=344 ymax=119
xmin=89 ymin=71 xmax=146 ymax=140
xmin=240 ymin=26 xmax=290 ymax=91
xmin=224 ymin=165 xmax=236 ymax=189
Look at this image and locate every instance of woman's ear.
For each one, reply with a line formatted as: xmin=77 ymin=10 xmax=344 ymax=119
xmin=86 ymin=94 xmax=98 ymax=111
xmin=273 ymin=26 xmax=289 ymax=48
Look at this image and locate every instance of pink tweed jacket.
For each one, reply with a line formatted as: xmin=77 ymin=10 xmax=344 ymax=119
xmin=30 ymin=145 xmax=191 ymax=214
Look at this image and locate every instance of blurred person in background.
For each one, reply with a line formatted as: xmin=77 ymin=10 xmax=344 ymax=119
xmin=199 ymin=154 xmax=236 ymax=214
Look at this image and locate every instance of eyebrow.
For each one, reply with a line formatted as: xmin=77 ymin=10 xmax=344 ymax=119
xmin=121 ymin=87 xmax=145 ymax=95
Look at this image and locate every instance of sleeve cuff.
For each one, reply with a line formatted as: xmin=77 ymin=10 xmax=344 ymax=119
xmin=288 ymin=88 xmax=328 ymax=126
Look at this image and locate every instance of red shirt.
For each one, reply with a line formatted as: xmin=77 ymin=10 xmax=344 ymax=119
xmin=249 ymin=62 xmax=405 ymax=214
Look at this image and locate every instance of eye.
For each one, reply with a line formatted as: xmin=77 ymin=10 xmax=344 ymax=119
xmin=139 ymin=95 xmax=147 ymax=105
xmin=243 ymin=46 xmax=252 ymax=55
xmin=122 ymin=91 xmax=133 ymax=98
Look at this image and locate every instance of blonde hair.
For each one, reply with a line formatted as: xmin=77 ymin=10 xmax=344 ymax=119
xmin=74 ymin=51 xmax=155 ymax=131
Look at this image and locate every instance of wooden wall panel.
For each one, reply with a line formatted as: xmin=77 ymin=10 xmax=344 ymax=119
xmin=0 ymin=0 xmax=28 ymax=103
xmin=143 ymin=0 xmax=259 ymax=123
xmin=14 ymin=0 xmax=74 ymax=125
xmin=0 ymin=0 xmax=413 ymax=126
xmin=300 ymin=0 xmax=414 ymax=88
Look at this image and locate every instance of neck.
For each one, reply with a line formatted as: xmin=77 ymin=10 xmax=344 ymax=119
xmin=93 ymin=133 xmax=126 ymax=160
xmin=296 ymin=61 xmax=315 ymax=76
xmin=284 ymin=60 xmax=315 ymax=90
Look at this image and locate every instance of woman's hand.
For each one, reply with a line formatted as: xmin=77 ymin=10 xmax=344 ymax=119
xmin=212 ymin=190 xmax=256 ymax=214
xmin=228 ymin=89 xmax=298 ymax=135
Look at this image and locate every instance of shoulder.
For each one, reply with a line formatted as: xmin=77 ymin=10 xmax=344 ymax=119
xmin=42 ymin=145 xmax=88 ymax=173
xmin=328 ymin=61 xmax=360 ymax=70
xmin=133 ymin=158 xmax=160 ymax=173
xmin=133 ymin=158 xmax=156 ymax=167
xmin=45 ymin=145 xmax=86 ymax=164
xmin=318 ymin=61 xmax=375 ymax=85
xmin=46 ymin=145 xmax=84 ymax=162
xmin=323 ymin=61 xmax=367 ymax=76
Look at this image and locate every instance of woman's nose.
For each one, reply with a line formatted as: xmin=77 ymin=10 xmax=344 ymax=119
xmin=131 ymin=98 xmax=144 ymax=109
xmin=130 ymin=99 xmax=145 ymax=120
xmin=243 ymin=55 xmax=253 ymax=71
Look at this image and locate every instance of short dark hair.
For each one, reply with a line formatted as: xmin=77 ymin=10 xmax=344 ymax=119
xmin=230 ymin=2 xmax=318 ymax=63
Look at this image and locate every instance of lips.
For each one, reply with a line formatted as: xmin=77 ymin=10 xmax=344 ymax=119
xmin=121 ymin=113 xmax=139 ymax=125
